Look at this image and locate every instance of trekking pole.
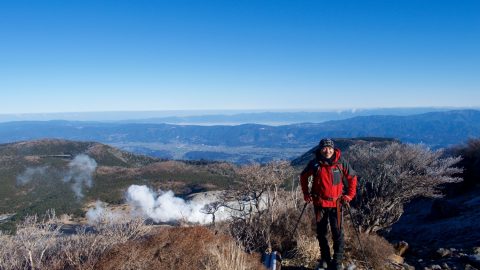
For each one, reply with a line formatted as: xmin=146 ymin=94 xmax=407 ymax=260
xmin=291 ymin=202 xmax=308 ymax=238
xmin=345 ymin=203 xmax=371 ymax=270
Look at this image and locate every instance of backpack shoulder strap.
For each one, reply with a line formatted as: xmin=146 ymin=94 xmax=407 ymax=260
xmin=336 ymin=157 xmax=349 ymax=189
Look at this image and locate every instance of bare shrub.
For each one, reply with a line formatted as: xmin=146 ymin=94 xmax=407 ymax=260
xmin=94 ymin=214 xmax=150 ymax=243
xmin=201 ymin=201 xmax=223 ymax=226
xmin=221 ymin=161 xmax=298 ymax=252
xmin=0 ymin=230 xmax=23 ymax=270
xmin=9 ymin=210 xmax=61 ymax=270
xmin=0 ymin=210 xmax=150 ymax=270
xmin=53 ymin=228 xmax=108 ymax=270
xmin=0 ymin=210 xmax=63 ymax=270
xmin=54 ymin=215 xmax=150 ymax=270
xmin=345 ymin=142 xmax=461 ymax=233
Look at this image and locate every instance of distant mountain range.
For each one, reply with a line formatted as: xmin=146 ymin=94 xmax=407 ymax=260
xmin=0 ymin=107 xmax=469 ymax=125
xmin=114 ymin=107 xmax=459 ymax=125
xmin=0 ymin=110 xmax=479 ymax=163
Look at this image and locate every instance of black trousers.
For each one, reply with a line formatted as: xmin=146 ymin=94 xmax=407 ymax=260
xmin=314 ymin=206 xmax=344 ymax=264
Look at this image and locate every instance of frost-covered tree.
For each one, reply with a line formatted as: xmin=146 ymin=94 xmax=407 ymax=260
xmin=345 ymin=142 xmax=461 ymax=233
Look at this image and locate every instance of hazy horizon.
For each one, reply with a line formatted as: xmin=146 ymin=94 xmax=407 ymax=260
xmin=0 ymin=106 xmax=478 ymax=124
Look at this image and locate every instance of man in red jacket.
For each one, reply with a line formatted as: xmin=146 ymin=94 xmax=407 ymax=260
xmin=300 ymin=138 xmax=358 ymax=270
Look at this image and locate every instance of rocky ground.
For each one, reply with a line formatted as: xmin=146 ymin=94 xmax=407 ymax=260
xmin=387 ymin=185 xmax=480 ymax=270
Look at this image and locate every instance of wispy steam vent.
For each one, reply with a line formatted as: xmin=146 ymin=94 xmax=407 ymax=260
xmin=63 ymin=154 xmax=97 ymax=199
xmin=16 ymin=166 xmax=49 ymax=185
xmin=86 ymin=200 xmax=122 ymax=224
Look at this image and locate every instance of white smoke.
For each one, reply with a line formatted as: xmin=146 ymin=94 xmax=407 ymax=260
xmin=126 ymin=185 xmax=229 ymax=224
xmin=86 ymin=200 xmax=122 ymax=224
xmin=16 ymin=166 xmax=49 ymax=185
xmin=63 ymin=154 xmax=97 ymax=199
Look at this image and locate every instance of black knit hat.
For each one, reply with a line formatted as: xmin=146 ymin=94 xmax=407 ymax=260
xmin=319 ymin=138 xmax=334 ymax=149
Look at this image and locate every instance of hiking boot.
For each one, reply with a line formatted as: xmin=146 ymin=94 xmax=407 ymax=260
xmin=314 ymin=259 xmax=330 ymax=270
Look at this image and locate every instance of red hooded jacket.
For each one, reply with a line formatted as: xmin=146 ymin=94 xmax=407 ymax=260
xmin=300 ymin=148 xmax=357 ymax=208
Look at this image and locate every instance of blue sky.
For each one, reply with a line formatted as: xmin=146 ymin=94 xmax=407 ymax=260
xmin=0 ymin=0 xmax=479 ymax=114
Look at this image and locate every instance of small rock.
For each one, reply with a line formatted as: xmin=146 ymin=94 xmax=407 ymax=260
xmin=395 ymin=241 xmax=409 ymax=256
xmin=441 ymin=262 xmax=450 ymax=269
xmin=436 ymin=248 xmax=452 ymax=258
xmin=389 ymin=254 xmax=404 ymax=264
xmin=473 ymin=247 xmax=480 ymax=256
xmin=418 ymin=259 xmax=424 ymax=262
xmin=346 ymin=264 xmax=356 ymax=270
xmin=403 ymin=263 xmax=415 ymax=270
xmin=430 ymin=265 xmax=442 ymax=270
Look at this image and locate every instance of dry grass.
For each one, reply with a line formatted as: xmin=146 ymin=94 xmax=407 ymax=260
xmin=95 ymin=226 xmax=265 ymax=270
xmin=294 ymin=234 xmax=320 ymax=265
xmin=344 ymin=223 xmax=396 ymax=270
xmin=206 ymin=237 xmax=264 ymax=270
